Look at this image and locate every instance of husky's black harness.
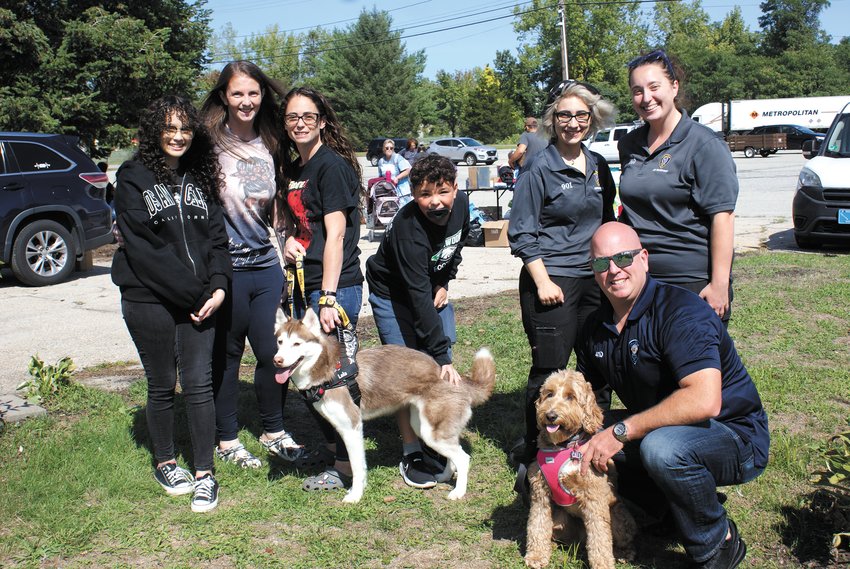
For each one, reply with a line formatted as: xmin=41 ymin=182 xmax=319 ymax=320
xmin=301 ymin=362 xmax=361 ymax=406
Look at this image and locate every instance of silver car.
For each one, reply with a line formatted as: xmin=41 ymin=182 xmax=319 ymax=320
xmin=428 ymin=137 xmax=497 ymax=166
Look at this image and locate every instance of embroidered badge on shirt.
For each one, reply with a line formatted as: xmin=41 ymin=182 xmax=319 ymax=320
xmin=628 ymin=339 xmax=640 ymax=366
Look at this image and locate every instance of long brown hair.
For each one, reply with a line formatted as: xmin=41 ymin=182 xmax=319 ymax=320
xmin=278 ymin=86 xmax=364 ymax=197
xmin=200 ymin=60 xmax=288 ymax=159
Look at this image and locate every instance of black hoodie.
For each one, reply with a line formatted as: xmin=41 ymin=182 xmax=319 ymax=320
xmin=111 ymin=160 xmax=232 ymax=312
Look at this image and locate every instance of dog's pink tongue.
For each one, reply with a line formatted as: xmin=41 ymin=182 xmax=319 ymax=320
xmin=546 ymin=425 xmax=560 ymax=433
xmin=275 ymin=367 xmax=291 ymax=385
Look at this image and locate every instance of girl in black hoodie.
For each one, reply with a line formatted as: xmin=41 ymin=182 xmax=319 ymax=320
xmin=112 ymin=96 xmax=231 ymax=513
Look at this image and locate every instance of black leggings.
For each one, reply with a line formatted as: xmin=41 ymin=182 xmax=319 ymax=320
xmin=122 ymin=299 xmax=216 ymax=472
xmin=518 ymin=268 xmax=601 ymax=452
xmin=213 ymin=265 xmax=291 ymax=441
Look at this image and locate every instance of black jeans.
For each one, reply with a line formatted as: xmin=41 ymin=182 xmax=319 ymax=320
xmin=122 ymin=299 xmax=216 ymax=472
xmin=518 ymin=268 xmax=601 ymax=454
xmin=212 ymin=265 xmax=289 ymax=441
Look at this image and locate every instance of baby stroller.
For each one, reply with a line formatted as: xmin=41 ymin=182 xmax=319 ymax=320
xmin=365 ymin=174 xmax=400 ymax=242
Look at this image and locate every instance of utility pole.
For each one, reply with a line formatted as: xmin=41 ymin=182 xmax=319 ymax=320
xmin=558 ymin=0 xmax=569 ymax=79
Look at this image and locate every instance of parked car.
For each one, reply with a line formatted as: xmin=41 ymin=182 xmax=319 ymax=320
xmin=365 ymin=137 xmax=409 ymax=166
xmin=427 ymin=137 xmax=497 ymax=166
xmin=587 ymin=123 xmax=640 ymax=162
xmin=747 ymin=124 xmax=824 ymax=151
xmin=792 ymin=104 xmax=850 ymax=249
xmin=1 ymin=132 xmax=113 ymax=286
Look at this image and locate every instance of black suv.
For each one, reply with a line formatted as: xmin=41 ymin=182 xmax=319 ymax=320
xmin=1 ymin=132 xmax=113 ymax=286
xmin=365 ymin=137 xmax=409 ymax=166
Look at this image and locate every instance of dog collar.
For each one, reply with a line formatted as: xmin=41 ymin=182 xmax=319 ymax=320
xmin=301 ymin=362 xmax=361 ymax=406
xmin=537 ymin=435 xmax=587 ymax=507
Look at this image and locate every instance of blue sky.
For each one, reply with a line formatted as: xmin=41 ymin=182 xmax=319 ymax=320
xmin=206 ymin=0 xmax=850 ymax=79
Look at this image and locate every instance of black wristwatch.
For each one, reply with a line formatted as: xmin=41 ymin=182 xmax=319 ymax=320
xmin=613 ymin=422 xmax=629 ymax=443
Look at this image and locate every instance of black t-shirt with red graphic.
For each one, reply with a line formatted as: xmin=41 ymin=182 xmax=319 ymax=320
xmin=285 ymin=144 xmax=363 ymax=292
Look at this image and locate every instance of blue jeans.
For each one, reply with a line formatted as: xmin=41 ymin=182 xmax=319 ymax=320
xmin=368 ymin=292 xmax=456 ymax=356
xmin=611 ymin=414 xmax=763 ymax=562
xmin=122 ymin=300 xmax=216 ymax=472
xmin=291 ymin=284 xmax=363 ymax=462
xmin=212 ymin=265 xmax=289 ymax=441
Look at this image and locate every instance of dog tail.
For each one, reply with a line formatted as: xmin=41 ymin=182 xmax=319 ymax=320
xmin=465 ymin=348 xmax=496 ymax=406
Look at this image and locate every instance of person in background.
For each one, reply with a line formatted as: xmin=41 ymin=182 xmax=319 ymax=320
xmin=377 ymin=138 xmax=412 ymax=205
xmin=617 ymin=49 xmax=738 ymax=323
xmin=401 ymin=137 xmax=419 ymax=163
xmin=577 ymin=221 xmax=768 ymax=569
xmin=365 ymin=153 xmax=469 ymax=489
xmin=508 ymin=117 xmax=547 ymax=176
xmin=507 ymin=80 xmax=617 ymax=466
xmin=279 ymin=86 xmax=365 ymax=493
xmin=112 ymin=95 xmax=230 ymax=513
xmin=201 ymin=60 xmax=306 ymax=470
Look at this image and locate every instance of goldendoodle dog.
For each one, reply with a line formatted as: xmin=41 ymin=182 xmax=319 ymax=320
xmin=524 ymin=370 xmax=637 ymax=569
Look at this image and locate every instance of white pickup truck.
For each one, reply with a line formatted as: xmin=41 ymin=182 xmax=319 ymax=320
xmin=587 ymin=123 xmax=641 ymax=162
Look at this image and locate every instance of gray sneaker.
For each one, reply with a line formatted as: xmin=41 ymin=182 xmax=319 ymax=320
xmin=191 ymin=473 xmax=219 ymax=513
xmin=154 ymin=462 xmax=193 ymax=496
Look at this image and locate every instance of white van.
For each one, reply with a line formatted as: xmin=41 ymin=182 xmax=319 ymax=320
xmin=792 ymin=103 xmax=850 ymax=248
xmin=587 ymin=123 xmax=641 ymax=162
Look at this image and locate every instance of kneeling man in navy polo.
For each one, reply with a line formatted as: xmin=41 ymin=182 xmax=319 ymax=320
xmin=576 ymin=221 xmax=769 ymax=569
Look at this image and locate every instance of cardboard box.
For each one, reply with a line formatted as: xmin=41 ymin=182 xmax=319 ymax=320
xmin=482 ymin=220 xmax=509 ymax=247
xmin=466 ymin=166 xmax=493 ymax=189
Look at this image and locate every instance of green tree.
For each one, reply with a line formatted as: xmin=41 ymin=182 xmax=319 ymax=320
xmin=433 ymin=69 xmax=475 ymax=136
xmin=0 ymin=1 xmax=211 ymax=156
xmin=462 ymin=66 xmax=521 ymax=143
xmin=209 ymin=23 xmax=301 ymax=88
xmin=758 ymin=0 xmax=830 ymax=56
xmin=309 ymin=9 xmax=424 ymax=149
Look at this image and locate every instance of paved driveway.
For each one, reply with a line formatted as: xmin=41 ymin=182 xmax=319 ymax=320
xmin=0 ymin=151 xmax=808 ymax=394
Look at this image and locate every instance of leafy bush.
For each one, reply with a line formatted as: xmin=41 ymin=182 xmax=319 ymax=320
xmin=810 ymin=420 xmax=850 ymax=551
xmin=16 ymin=355 xmax=75 ymax=403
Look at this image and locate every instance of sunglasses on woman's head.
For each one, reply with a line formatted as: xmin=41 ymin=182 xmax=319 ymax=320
xmin=627 ymin=49 xmax=677 ymax=81
xmin=589 ymin=249 xmax=643 ymax=273
xmin=546 ymin=79 xmax=601 ymax=106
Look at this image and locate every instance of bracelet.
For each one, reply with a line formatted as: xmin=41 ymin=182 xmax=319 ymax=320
xmin=318 ymin=295 xmax=337 ymax=308
xmin=319 ymin=289 xmax=337 ymax=297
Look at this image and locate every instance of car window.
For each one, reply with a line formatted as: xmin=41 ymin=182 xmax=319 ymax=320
xmin=613 ymin=128 xmax=628 ymax=141
xmin=8 ymin=142 xmax=73 ymax=173
xmin=825 ymin=115 xmax=850 ymax=156
xmin=594 ymin=131 xmax=609 ymax=142
xmin=450 ymin=140 xmax=461 ymax=148
xmin=435 ymin=140 xmax=450 ymax=147
xmin=459 ymin=138 xmax=481 ymax=146
xmin=0 ymin=143 xmax=7 ymax=175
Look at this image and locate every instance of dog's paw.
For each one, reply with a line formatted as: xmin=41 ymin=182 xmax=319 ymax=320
xmin=447 ymin=488 xmax=466 ymax=500
xmin=342 ymin=490 xmax=363 ymax=503
xmin=524 ymin=551 xmax=550 ymax=569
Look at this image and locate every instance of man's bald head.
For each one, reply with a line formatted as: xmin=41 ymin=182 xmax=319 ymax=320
xmin=591 ymin=222 xmax=643 ymax=258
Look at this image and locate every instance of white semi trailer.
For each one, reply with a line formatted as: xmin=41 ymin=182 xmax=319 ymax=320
xmin=691 ymin=96 xmax=850 ymax=133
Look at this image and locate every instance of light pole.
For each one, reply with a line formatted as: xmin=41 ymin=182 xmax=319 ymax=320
xmin=558 ymin=0 xmax=569 ymax=79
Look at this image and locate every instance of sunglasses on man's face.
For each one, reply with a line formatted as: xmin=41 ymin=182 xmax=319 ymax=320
xmin=590 ymin=249 xmax=643 ymax=273
xmin=546 ymin=79 xmax=601 ymax=106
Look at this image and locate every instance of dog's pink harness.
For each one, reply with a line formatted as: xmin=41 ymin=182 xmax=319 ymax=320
xmin=537 ymin=437 xmax=586 ymax=506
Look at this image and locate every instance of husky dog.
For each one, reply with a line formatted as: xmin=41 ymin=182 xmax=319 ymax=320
xmin=273 ymin=308 xmax=496 ymax=503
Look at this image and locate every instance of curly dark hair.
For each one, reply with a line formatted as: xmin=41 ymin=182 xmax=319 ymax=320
xmin=409 ymin=153 xmax=457 ymax=193
xmin=200 ymin=60 xmax=288 ymax=159
xmin=277 ymin=86 xmax=364 ymax=197
xmin=134 ymin=95 xmax=222 ymax=199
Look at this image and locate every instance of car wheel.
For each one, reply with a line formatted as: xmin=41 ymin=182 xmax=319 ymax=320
xmin=464 ymin=154 xmax=477 ymax=166
xmin=759 ymin=149 xmax=771 ymax=157
xmin=10 ymin=220 xmax=77 ymax=286
xmin=370 ymin=157 xmax=378 ymax=167
xmin=744 ymin=147 xmax=756 ymax=158
xmin=794 ymin=233 xmax=821 ymax=250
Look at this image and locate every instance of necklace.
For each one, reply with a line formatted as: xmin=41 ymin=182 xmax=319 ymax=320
xmin=561 ymin=151 xmax=583 ymax=166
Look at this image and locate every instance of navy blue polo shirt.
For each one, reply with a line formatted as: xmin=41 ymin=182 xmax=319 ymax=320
xmin=617 ymin=111 xmax=738 ymax=283
xmin=508 ymin=143 xmax=616 ymax=277
xmin=577 ymin=277 xmax=769 ymax=469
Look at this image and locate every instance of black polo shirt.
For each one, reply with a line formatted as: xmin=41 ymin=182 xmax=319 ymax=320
xmin=617 ymin=111 xmax=738 ymax=283
xmin=577 ymin=277 xmax=769 ymax=469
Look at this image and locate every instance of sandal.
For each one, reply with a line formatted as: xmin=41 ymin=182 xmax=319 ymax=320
xmin=294 ymin=445 xmax=335 ymax=471
xmin=261 ymin=431 xmax=307 ymax=462
xmin=216 ymin=443 xmax=262 ymax=469
xmin=302 ymin=468 xmax=352 ymax=492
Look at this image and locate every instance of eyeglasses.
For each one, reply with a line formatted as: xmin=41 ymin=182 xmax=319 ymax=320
xmin=163 ymin=126 xmax=194 ymax=138
xmin=627 ymin=49 xmax=677 ymax=81
xmin=546 ymin=79 xmax=600 ymax=106
xmin=284 ymin=112 xmax=321 ymax=127
xmin=589 ymin=249 xmax=643 ymax=273
xmin=384 ymin=145 xmax=394 ymax=150
xmin=554 ymin=110 xmax=592 ymax=126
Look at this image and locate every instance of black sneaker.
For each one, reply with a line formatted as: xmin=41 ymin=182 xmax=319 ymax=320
xmin=693 ymin=518 xmax=747 ymax=569
xmin=422 ymin=444 xmax=454 ymax=482
xmin=154 ymin=462 xmax=194 ymax=496
xmin=191 ymin=473 xmax=219 ymax=513
xmin=399 ymin=451 xmax=438 ymax=489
